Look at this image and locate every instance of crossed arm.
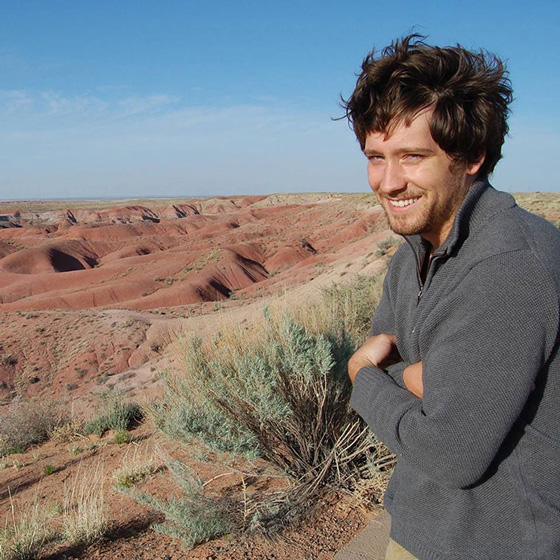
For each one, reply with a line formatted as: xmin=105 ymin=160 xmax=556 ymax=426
xmin=346 ymin=254 xmax=555 ymax=488
xmin=348 ymin=334 xmax=424 ymax=398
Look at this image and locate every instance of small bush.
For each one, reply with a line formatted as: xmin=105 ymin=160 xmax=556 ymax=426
xmin=1 ymin=355 xmax=17 ymax=366
xmin=320 ymin=273 xmax=384 ymax=343
xmin=113 ymin=446 xmax=160 ymax=489
xmin=113 ymin=430 xmax=132 ymax=445
xmin=43 ymin=464 xmax=55 ymax=476
xmin=0 ymin=400 xmax=69 ymax=455
xmin=121 ymin=458 xmax=233 ymax=550
xmin=149 ymin=273 xmax=391 ymax=534
xmin=49 ymin=420 xmax=84 ymax=444
xmin=83 ymin=393 xmax=143 ymax=437
xmin=375 ymin=236 xmax=401 ymax=258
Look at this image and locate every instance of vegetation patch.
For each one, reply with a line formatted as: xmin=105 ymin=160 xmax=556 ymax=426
xmin=0 ymin=399 xmax=69 ymax=456
xmin=113 ymin=457 xmax=160 ymax=489
xmin=62 ymin=463 xmax=108 ymax=546
xmin=122 ymin=458 xmax=234 ymax=550
xmin=375 ymin=236 xmax=401 ymax=257
xmin=146 ymin=274 xmax=394 ymax=544
xmin=0 ymin=500 xmax=56 ymax=560
xmin=83 ymin=392 xmax=143 ymax=437
xmin=113 ymin=430 xmax=132 ymax=445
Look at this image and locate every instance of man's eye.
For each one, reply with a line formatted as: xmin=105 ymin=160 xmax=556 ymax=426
xmin=367 ymin=155 xmax=384 ymax=162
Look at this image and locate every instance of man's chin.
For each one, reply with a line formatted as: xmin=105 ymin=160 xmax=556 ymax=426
xmin=386 ymin=215 xmax=423 ymax=237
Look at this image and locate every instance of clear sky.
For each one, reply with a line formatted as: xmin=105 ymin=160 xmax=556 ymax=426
xmin=1 ymin=0 xmax=559 ymax=200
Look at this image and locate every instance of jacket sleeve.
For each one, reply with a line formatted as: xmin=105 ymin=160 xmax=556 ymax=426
xmin=351 ymin=253 xmax=559 ymax=489
xmin=369 ymin=263 xmax=409 ymax=389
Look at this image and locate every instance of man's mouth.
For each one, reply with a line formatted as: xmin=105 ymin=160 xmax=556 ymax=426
xmin=387 ymin=197 xmax=420 ymax=208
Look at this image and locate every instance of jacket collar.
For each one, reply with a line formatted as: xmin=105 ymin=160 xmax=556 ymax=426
xmin=404 ymin=179 xmax=517 ymax=258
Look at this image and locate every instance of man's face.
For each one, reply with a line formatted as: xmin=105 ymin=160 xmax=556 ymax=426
xmin=364 ymin=110 xmax=482 ymax=249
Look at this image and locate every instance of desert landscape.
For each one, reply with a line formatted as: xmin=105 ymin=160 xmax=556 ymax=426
xmin=1 ymin=191 xmax=559 ymax=559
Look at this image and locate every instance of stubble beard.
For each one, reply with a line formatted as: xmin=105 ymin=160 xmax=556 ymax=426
xmin=380 ymin=175 xmax=469 ymax=240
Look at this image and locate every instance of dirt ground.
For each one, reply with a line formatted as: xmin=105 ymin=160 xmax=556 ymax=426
xmin=2 ymin=419 xmax=376 ymax=560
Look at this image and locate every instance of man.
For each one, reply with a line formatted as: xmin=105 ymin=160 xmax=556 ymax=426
xmin=341 ymin=35 xmax=560 ymax=559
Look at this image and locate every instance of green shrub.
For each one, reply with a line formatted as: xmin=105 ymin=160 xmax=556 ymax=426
xmin=113 ymin=430 xmax=132 ymax=445
xmin=148 ymin=273 xmax=392 ymax=534
xmin=83 ymin=393 xmax=143 ymax=437
xmin=121 ymin=458 xmax=234 ymax=550
xmin=43 ymin=464 xmax=55 ymax=476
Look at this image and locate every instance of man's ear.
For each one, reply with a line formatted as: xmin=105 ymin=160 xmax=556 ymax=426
xmin=466 ymin=153 xmax=485 ymax=177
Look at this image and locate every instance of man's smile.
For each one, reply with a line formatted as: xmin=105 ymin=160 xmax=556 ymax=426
xmin=387 ymin=197 xmax=421 ymax=209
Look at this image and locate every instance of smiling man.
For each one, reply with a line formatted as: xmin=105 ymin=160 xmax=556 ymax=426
xmin=338 ymin=36 xmax=560 ymax=559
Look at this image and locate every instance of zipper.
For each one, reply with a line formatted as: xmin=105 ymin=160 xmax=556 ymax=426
xmin=404 ymin=237 xmax=447 ymax=305
xmin=404 ymin=237 xmax=427 ymax=305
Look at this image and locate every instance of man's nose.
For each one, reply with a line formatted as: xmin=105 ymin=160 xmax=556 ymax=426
xmin=379 ymin=161 xmax=406 ymax=194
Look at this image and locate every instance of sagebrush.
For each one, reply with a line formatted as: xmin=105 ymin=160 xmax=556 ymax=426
xmin=122 ymin=458 xmax=234 ymax=550
xmin=148 ymin=273 xmax=394 ymax=538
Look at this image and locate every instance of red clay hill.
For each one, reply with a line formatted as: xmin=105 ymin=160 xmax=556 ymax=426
xmin=1 ymin=192 xmax=557 ymax=406
xmin=0 ymin=192 xmax=396 ymax=405
xmin=0 ymin=194 xmax=389 ymax=312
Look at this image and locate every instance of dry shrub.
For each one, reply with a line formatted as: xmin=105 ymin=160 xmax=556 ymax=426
xmin=0 ymin=399 xmax=69 ymax=455
xmin=49 ymin=420 xmax=85 ymax=444
xmin=122 ymin=456 xmax=234 ymax=550
xmin=318 ymin=273 xmax=384 ymax=343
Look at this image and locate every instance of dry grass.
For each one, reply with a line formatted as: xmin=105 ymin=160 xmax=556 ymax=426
xmin=0 ymin=496 xmax=56 ymax=560
xmin=62 ymin=462 xmax=108 ymax=546
xmin=113 ymin=444 xmax=161 ymax=489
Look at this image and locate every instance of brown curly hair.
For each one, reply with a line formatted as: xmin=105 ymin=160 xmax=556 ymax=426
xmin=341 ymin=34 xmax=514 ymax=178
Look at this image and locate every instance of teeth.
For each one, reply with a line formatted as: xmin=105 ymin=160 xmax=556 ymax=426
xmin=389 ymin=198 xmax=418 ymax=208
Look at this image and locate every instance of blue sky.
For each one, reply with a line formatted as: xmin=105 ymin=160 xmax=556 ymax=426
xmin=0 ymin=0 xmax=559 ymax=200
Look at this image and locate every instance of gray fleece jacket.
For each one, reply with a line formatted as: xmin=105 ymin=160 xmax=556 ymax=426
xmin=351 ymin=181 xmax=560 ymax=559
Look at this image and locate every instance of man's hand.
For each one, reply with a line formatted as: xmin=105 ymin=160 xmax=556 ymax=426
xmin=403 ymin=362 xmax=424 ymax=398
xmin=348 ymin=334 xmax=400 ymax=384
